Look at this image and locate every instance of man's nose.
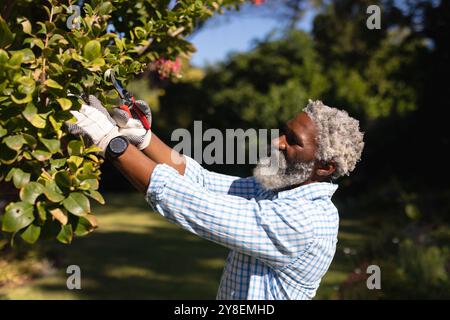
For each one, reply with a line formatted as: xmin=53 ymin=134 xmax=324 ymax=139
xmin=272 ymin=135 xmax=287 ymax=150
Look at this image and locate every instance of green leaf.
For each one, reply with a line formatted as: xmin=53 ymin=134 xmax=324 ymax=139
xmin=84 ymin=3 xmax=94 ymax=15
xmin=44 ymin=189 xmax=65 ymax=203
xmin=76 ymin=162 xmax=97 ymax=180
xmin=73 ymin=217 xmax=91 ymax=236
xmin=17 ymin=76 xmax=35 ymax=94
xmin=79 ymin=178 xmax=99 ymax=190
xmin=52 ymin=6 xmax=63 ymax=15
xmin=39 ymin=137 xmax=61 ymax=153
xmin=5 ymin=167 xmax=16 ymax=181
xmin=134 ymin=26 xmax=146 ymax=39
xmin=31 ymin=38 xmax=45 ymax=50
xmin=98 ymin=2 xmax=113 ymax=15
xmin=12 ymin=168 xmax=31 ymax=189
xmin=85 ymin=145 xmax=102 ymax=154
xmin=44 ymin=79 xmax=63 ymax=90
xmin=20 ymin=18 xmax=32 ymax=35
xmin=50 ymin=158 xmax=66 ymax=169
xmin=28 ymin=115 xmax=46 ymax=128
xmin=36 ymin=201 xmax=47 ymax=222
xmin=86 ymin=57 xmax=105 ymax=71
xmin=83 ymin=40 xmax=102 ymax=61
xmin=67 ymin=140 xmax=83 ymax=156
xmin=3 ymin=134 xmax=26 ymax=151
xmin=36 ymin=21 xmax=46 ymax=34
xmin=48 ymin=115 xmax=62 ymax=131
xmin=74 ymin=215 xmax=98 ymax=236
xmin=44 ymin=183 xmax=65 ymax=202
xmin=85 ymin=190 xmax=105 ymax=205
xmin=11 ymin=92 xmax=32 ymax=104
xmin=56 ymin=224 xmax=73 ymax=244
xmin=0 ymin=15 xmax=14 ymax=49
xmin=9 ymin=51 xmax=23 ymax=66
xmin=21 ymin=224 xmax=41 ymax=244
xmin=114 ymin=37 xmax=123 ymax=52
xmin=22 ymin=133 xmax=37 ymax=148
xmin=2 ymin=202 xmax=34 ymax=233
xmin=22 ymin=102 xmax=37 ymax=118
xmin=55 ymin=171 xmax=72 ymax=189
xmin=44 ymin=21 xmax=55 ymax=33
xmin=48 ymin=34 xmax=68 ymax=46
xmin=92 ymin=59 xmax=106 ymax=67
xmin=56 ymin=98 xmax=72 ymax=110
xmin=20 ymin=181 xmax=45 ymax=204
xmin=22 ymin=103 xmax=46 ymax=128
xmin=16 ymin=48 xmax=35 ymax=64
xmin=0 ymin=49 xmax=8 ymax=63
xmin=32 ymin=149 xmax=52 ymax=161
xmin=0 ymin=125 xmax=6 ymax=138
xmin=405 ymin=203 xmax=421 ymax=220
xmin=63 ymin=192 xmax=90 ymax=216
xmin=22 ymin=151 xmax=32 ymax=160
xmin=68 ymin=155 xmax=84 ymax=168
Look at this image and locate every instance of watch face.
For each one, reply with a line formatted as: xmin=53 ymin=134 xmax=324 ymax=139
xmin=109 ymin=137 xmax=128 ymax=155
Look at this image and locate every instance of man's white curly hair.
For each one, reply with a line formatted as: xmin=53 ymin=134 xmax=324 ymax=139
xmin=303 ymin=99 xmax=364 ymax=179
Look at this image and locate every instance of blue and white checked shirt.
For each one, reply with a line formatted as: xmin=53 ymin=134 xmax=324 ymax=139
xmin=146 ymin=156 xmax=339 ymax=300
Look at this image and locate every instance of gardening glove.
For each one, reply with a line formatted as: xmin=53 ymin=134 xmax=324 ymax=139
xmin=110 ymin=99 xmax=152 ymax=150
xmin=65 ymin=95 xmax=121 ymax=156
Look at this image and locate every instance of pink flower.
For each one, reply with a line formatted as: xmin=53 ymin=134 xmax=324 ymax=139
xmin=252 ymin=0 xmax=264 ymax=5
xmin=151 ymin=57 xmax=182 ymax=80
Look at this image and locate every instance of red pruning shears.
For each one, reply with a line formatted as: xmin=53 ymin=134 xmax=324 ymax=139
xmin=106 ymin=69 xmax=151 ymax=130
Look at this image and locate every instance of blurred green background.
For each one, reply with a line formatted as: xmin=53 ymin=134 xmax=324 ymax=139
xmin=1 ymin=0 xmax=449 ymax=299
xmin=0 ymin=193 xmax=378 ymax=299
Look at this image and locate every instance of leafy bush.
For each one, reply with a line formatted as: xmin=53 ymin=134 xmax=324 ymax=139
xmin=386 ymin=239 xmax=449 ymax=299
xmin=338 ymin=229 xmax=450 ymax=299
xmin=0 ymin=0 xmax=246 ymax=244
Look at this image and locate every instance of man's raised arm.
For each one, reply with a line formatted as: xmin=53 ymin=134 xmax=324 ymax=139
xmin=141 ymin=133 xmax=186 ymax=175
xmin=110 ymin=100 xmax=263 ymax=199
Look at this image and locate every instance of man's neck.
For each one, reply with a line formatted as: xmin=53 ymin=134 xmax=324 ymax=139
xmin=273 ymin=178 xmax=331 ymax=193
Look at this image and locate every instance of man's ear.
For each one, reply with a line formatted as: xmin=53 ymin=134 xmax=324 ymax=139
xmin=315 ymin=161 xmax=336 ymax=179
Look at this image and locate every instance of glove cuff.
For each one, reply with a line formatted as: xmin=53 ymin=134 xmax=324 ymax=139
xmin=137 ymin=130 xmax=152 ymax=150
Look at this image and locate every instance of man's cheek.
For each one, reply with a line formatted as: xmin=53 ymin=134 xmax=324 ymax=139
xmin=286 ymin=152 xmax=301 ymax=165
xmin=298 ymin=148 xmax=316 ymax=163
xmin=286 ymin=149 xmax=303 ymax=163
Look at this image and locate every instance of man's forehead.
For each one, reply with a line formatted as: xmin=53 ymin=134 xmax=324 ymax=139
xmin=289 ymin=112 xmax=316 ymax=133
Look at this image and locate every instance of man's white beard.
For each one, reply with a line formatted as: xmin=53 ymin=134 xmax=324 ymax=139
xmin=253 ymin=148 xmax=315 ymax=191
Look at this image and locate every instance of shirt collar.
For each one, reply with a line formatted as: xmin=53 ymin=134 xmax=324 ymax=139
xmin=276 ymin=182 xmax=338 ymax=200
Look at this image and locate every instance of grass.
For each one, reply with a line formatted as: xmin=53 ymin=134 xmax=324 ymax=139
xmin=0 ymin=193 xmax=370 ymax=300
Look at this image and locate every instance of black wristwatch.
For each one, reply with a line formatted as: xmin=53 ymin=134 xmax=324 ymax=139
xmin=106 ymin=136 xmax=129 ymax=159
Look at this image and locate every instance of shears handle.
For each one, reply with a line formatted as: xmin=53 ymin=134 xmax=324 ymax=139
xmin=119 ymin=104 xmax=133 ymax=118
xmin=119 ymin=99 xmax=151 ymax=130
xmin=133 ymin=105 xmax=151 ymax=130
xmin=106 ymin=69 xmax=151 ymax=130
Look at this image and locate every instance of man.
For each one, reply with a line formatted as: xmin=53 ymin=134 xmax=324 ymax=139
xmin=67 ymin=96 xmax=364 ymax=300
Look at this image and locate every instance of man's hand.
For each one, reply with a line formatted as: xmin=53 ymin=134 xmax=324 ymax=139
xmin=65 ymin=95 xmax=156 ymax=192
xmin=66 ymin=95 xmax=120 ymax=156
xmin=111 ymin=100 xmax=152 ymax=150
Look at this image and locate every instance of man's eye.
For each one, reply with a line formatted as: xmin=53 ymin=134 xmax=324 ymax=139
xmin=286 ymin=134 xmax=297 ymax=145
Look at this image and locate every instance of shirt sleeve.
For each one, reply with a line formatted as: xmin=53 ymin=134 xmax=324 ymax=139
xmin=183 ymin=155 xmax=263 ymax=199
xmin=146 ymin=163 xmax=315 ymax=269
